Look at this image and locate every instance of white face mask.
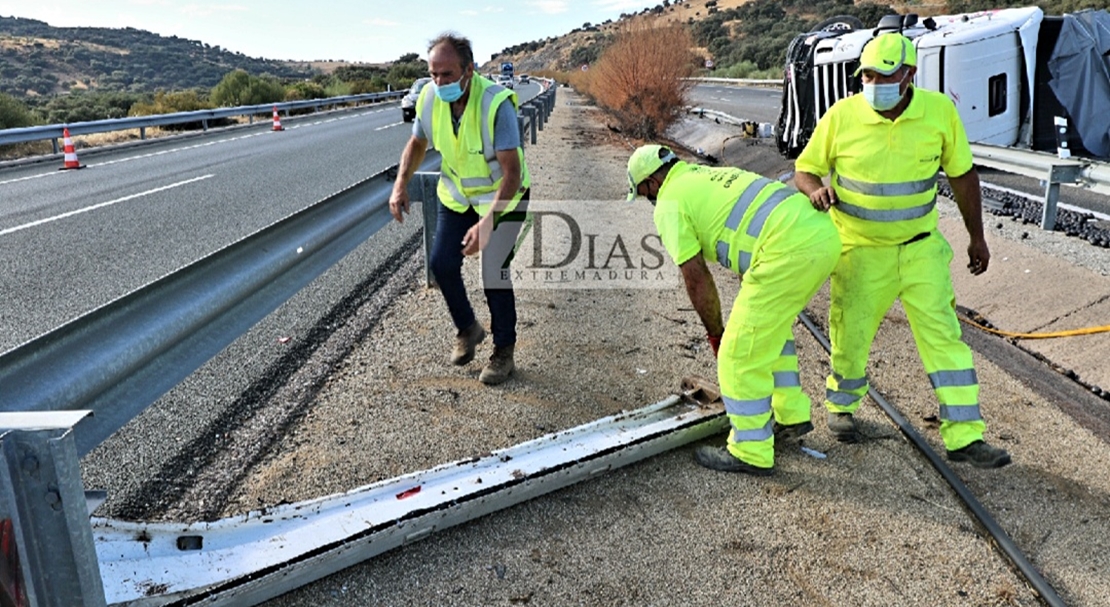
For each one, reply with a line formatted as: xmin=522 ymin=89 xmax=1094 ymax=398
xmin=862 ymin=72 xmax=909 ymax=111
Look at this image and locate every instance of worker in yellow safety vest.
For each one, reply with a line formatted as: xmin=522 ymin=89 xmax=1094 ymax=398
xmin=390 ymin=33 xmax=530 ymax=385
xmin=794 ymin=33 xmax=1011 ymax=468
xmin=627 ymin=145 xmax=842 ymax=475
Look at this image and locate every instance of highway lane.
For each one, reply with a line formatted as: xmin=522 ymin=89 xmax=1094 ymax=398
xmin=0 ymin=102 xmax=414 ymax=352
xmin=688 ymin=83 xmax=782 ymax=124
xmin=1 ymin=81 xmax=542 ymax=352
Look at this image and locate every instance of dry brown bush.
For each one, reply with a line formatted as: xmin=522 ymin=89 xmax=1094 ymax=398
xmin=585 ymin=22 xmax=696 ymax=139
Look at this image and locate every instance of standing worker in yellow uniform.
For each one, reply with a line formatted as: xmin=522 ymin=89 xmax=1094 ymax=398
xmin=627 ymin=145 xmax=841 ymax=475
xmin=390 ymin=33 xmax=530 ymax=385
xmin=794 ymin=33 xmax=1010 ymax=468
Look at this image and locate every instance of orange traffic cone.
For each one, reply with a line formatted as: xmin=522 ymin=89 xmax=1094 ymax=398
xmin=60 ymin=127 xmax=83 ymax=170
xmin=272 ymin=106 xmax=284 ymax=132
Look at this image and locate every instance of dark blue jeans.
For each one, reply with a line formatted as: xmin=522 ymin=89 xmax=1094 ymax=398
xmin=429 ymin=192 xmax=528 ymax=347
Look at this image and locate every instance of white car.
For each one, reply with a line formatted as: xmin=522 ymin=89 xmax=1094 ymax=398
xmin=401 ymin=77 xmax=432 ymax=123
xmin=497 ymin=74 xmax=515 ymax=90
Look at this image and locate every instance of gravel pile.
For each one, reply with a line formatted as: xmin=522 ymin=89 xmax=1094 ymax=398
xmin=939 ymin=180 xmax=1110 ymax=249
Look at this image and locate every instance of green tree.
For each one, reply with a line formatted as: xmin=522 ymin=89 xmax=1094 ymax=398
xmin=210 ymin=69 xmax=286 ymax=106
xmin=0 ymin=92 xmax=37 ymax=129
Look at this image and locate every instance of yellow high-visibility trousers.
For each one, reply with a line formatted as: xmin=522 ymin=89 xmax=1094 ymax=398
xmin=825 ymin=233 xmax=985 ymax=450
xmin=719 ymin=229 xmax=841 ymax=469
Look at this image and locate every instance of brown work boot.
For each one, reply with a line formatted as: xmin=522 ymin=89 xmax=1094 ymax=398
xmin=451 ymin=322 xmax=486 ymax=366
xmin=479 ymin=344 xmax=515 ymax=385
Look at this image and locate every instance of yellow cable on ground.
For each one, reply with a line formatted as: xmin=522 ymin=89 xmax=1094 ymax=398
xmin=959 ymin=314 xmax=1110 ymax=340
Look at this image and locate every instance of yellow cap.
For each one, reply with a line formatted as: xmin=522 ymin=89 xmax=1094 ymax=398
xmin=855 ymin=33 xmax=916 ymax=76
xmin=627 ymin=145 xmax=677 ymax=201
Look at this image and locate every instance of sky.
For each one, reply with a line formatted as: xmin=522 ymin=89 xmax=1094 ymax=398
xmin=0 ymin=0 xmax=662 ymax=66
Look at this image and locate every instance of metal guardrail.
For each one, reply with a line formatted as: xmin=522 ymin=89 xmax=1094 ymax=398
xmin=0 ymin=83 xmax=561 ymax=607
xmin=0 ymin=153 xmax=437 ymax=456
xmin=688 ymin=76 xmax=784 ymax=86
xmin=0 ymin=153 xmax=437 ymax=606
xmin=970 ymin=143 xmax=1110 ymax=230
xmin=0 ymin=91 xmax=404 ymax=151
xmin=517 ymin=78 xmax=557 ymax=146
xmin=92 ymin=396 xmax=726 ymax=606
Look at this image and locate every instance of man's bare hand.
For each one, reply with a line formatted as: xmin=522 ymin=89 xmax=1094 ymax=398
xmin=808 ymin=186 xmax=838 ymax=211
xmin=462 ymin=216 xmax=494 ymax=256
xmin=967 ymin=238 xmax=990 ymax=275
xmin=389 ymin=188 xmax=411 ymax=223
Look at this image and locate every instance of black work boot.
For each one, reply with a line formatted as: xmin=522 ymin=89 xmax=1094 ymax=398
xmin=827 ymin=412 xmax=860 ymax=443
xmin=694 ymin=446 xmax=773 ymax=476
xmin=451 ymin=322 xmax=487 ymax=366
xmin=947 ymin=440 xmax=1012 ymax=469
xmin=773 ymin=419 xmax=814 ymax=442
xmin=479 ymin=344 xmax=515 ymax=385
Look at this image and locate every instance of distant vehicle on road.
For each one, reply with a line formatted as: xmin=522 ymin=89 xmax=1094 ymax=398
xmin=497 ymin=74 xmax=515 ymax=90
xmin=401 ymin=77 xmax=432 ymax=123
xmin=518 ymin=74 xmax=530 ymax=84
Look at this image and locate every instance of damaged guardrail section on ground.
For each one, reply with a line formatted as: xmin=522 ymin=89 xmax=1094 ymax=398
xmin=0 ymin=82 xmax=719 ymax=607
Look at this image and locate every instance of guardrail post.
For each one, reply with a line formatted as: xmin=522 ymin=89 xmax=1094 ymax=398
xmin=1042 ymin=169 xmax=1062 ymax=231
xmin=517 ymin=115 xmax=526 ymax=147
xmin=51 ymin=138 xmax=59 ymax=156
xmin=521 ymin=107 xmax=537 ymax=146
xmin=1041 ymin=164 xmax=1083 ymax=231
xmin=0 ymin=412 xmax=105 ymax=607
xmin=202 ymin=119 xmax=209 ymax=132
xmin=410 ymin=172 xmax=441 ymax=289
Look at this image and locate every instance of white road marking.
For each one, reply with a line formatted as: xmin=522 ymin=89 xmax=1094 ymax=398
xmin=0 ymin=174 xmax=214 ymax=237
xmin=0 ymin=171 xmax=56 ymax=186
xmin=375 ymin=122 xmax=403 ymax=131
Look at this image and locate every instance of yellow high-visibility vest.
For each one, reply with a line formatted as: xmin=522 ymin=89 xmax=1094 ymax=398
xmin=416 ymin=74 xmax=530 ymax=216
xmin=653 ymin=162 xmax=826 ymax=274
xmin=795 ymin=88 xmax=974 ymax=247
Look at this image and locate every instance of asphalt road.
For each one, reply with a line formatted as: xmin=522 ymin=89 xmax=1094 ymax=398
xmin=687 ymin=83 xmax=782 ymax=124
xmin=0 ymin=104 xmax=411 ymax=352
xmin=0 ymin=79 xmax=545 ymax=354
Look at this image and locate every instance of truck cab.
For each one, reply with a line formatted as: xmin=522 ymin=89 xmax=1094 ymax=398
xmin=775 ymin=7 xmax=1086 ymax=158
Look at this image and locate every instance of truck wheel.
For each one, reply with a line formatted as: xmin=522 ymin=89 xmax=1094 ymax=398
xmin=811 ymin=15 xmax=864 ymax=33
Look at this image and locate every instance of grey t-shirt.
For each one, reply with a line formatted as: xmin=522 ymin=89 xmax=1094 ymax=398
xmin=413 ymin=95 xmax=522 ymax=151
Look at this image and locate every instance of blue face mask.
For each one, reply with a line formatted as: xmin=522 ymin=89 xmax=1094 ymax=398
xmin=862 ymin=73 xmax=908 ymax=112
xmin=435 ymin=74 xmax=470 ymax=103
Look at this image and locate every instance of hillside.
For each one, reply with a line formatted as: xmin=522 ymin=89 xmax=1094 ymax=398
xmin=0 ymin=16 xmax=316 ymax=98
xmin=484 ymin=0 xmax=953 ymax=75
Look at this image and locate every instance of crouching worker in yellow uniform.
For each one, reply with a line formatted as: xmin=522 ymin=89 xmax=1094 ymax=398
xmin=627 ymin=145 xmax=841 ymax=475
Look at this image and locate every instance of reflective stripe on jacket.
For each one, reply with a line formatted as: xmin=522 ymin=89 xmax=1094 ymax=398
xmin=416 ymin=75 xmax=529 ymax=215
xmin=652 ymin=162 xmax=825 ymax=275
xmin=794 ymin=88 xmax=974 ymax=246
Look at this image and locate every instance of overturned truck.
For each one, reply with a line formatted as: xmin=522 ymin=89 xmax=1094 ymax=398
xmin=776 ymin=7 xmax=1110 ymax=160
